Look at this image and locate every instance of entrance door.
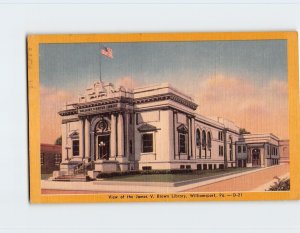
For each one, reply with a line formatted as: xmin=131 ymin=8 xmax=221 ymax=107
xmin=97 ymin=135 xmax=110 ymax=160
xmin=252 ymin=149 xmax=261 ymax=167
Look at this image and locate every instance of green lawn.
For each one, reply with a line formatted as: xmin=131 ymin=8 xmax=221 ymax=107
xmin=104 ymin=167 xmax=256 ymax=183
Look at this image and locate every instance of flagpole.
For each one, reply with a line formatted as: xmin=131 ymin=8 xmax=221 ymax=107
xmin=99 ymin=43 xmax=102 ymax=82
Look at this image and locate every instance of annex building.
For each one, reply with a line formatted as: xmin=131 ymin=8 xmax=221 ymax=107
xmin=55 ymin=81 xmax=286 ymax=178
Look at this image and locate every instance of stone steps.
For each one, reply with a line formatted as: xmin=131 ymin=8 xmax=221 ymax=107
xmin=54 ymin=174 xmax=89 ymax=182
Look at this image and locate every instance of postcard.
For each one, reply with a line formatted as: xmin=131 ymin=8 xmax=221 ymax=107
xmin=28 ymin=32 xmax=299 ymax=203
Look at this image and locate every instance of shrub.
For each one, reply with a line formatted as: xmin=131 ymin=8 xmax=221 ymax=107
xmin=96 ymin=169 xmax=193 ymax=179
xmin=268 ymin=177 xmax=290 ymax=191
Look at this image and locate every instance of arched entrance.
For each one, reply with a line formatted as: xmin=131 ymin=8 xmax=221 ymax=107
xmin=91 ymin=116 xmax=111 ymax=160
xmin=252 ymin=148 xmax=261 ymax=166
xmin=97 ymin=134 xmax=110 ymax=160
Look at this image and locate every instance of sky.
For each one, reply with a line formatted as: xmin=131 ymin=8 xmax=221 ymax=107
xmin=39 ymin=40 xmax=288 ymax=144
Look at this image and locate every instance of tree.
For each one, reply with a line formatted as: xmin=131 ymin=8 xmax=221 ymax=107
xmin=239 ymin=128 xmax=250 ymax=134
xmin=55 ymin=136 xmax=62 ymax=145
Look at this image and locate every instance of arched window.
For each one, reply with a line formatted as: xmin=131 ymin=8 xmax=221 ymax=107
xmin=202 ymin=130 xmax=206 ymax=148
xmin=207 ymin=131 xmax=212 ymax=149
xmin=196 ymin=129 xmax=201 ymax=147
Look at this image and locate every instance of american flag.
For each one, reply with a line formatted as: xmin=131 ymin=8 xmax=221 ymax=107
xmin=101 ymin=47 xmax=113 ymax=59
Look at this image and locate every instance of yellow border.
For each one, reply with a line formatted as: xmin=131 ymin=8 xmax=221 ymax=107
xmin=28 ymin=32 xmax=299 ymax=204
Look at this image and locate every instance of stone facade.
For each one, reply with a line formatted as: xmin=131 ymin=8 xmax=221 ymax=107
xmin=56 ymin=81 xmax=288 ymax=176
xmin=236 ymin=134 xmax=281 ymax=168
xmin=279 ymin=140 xmax=290 ymax=164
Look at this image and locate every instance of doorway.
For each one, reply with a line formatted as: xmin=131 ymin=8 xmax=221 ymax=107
xmin=252 ymin=148 xmax=261 ymax=167
xmin=97 ymin=134 xmax=110 ymax=160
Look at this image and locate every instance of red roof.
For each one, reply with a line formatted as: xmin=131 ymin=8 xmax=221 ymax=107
xmin=41 ymin=144 xmax=62 ymax=154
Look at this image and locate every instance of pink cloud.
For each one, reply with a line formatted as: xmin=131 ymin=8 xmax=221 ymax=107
xmin=40 ymin=86 xmax=76 ymax=144
xmin=40 ymin=77 xmax=138 ymax=144
xmin=194 ymin=74 xmax=288 ymax=139
xmin=115 ymin=76 xmax=139 ymax=90
xmin=40 ymin=74 xmax=289 ymax=145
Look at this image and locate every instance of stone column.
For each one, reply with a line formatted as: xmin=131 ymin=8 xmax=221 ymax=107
xmin=191 ymin=118 xmax=195 ymax=159
xmin=84 ymin=118 xmax=90 ymax=159
xmin=247 ymin=148 xmax=251 ymax=163
xmin=90 ymin=131 xmax=95 ymax=161
xmin=125 ymin=112 xmax=130 ymax=157
xmin=188 ymin=117 xmax=191 ymax=158
xmin=174 ymin=112 xmax=178 ymax=159
xmin=79 ymin=119 xmax=84 ymax=158
xmin=117 ymin=113 xmax=124 ymax=157
xmin=260 ymin=148 xmax=264 ymax=167
xmin=110 ymin=114 xmax=117 ymax=158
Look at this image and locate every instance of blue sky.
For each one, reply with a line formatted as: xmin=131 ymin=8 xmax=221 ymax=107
xmin=39 ymin=40 xmax=289 ymax=143
xmin=39 ymin=40 xmax=287 ymax=92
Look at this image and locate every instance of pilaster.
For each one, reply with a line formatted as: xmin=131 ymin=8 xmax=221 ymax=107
xmin=117 ymin=113 xmax=124 ymax=157
xmin=84 ymin=118 xmax=90 ymax=159
xmin=110 ymin=113 xmax=117 ymax=158
xmin=79 ymin=119 xmax=84 ymax=158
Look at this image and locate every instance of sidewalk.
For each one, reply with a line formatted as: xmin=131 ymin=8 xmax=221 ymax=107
xmin=184 ymin=164 xmax=289 ymax=192
xmin=41 ymin=164 xmax=289 ymax=194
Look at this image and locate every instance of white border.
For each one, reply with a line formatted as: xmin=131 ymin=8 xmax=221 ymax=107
xmin=0 ymin=2 xmax=299 ymax=233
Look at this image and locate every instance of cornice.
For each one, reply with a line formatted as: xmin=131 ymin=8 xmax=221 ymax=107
xmin=58 ymin=109 xmax=77 ymax=116
xmin=134 ymin=93 xmax=198 ymax=110
xmin=75 ymin=96 xmax=134 ymax=109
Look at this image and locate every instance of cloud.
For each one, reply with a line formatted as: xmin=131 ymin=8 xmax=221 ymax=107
xmin=194 ymin=74 xmax=288 ymax=139
xmin=40 ymin=86 xmax=76 ymax=144
xmin=40 ymin=74 xmax=289 ymax=144
xmin=40 ymin=77 xmax=138 ymax=144
xmin=114 ymin=76 xmax=139 ymax=90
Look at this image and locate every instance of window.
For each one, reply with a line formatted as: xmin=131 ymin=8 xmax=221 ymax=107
xmin=179 ymin=133 xmax=186 ymax=153
xmin=55 ymin=154 xmax=62 ymax=165
xmin=219 ymin=145 xmax=224 ymax=156
xmin=243 ymin=145 xmax=246 ymax=153
xmin=142 ymin=166 xmax=152 ymax=170
xmin=180 ymin=165 xmax=185 ymax=169
xmin=40 ymin=153 xmax=44 ymax=165
xmin=129 ymin=140 xmax=133 ymax=154
xmin=196 ymin=129 xmax=201 ymax=147
xmin=142 ymin=133 xmax=153 ymax=153
xmin=238 ymin=146 xmax=241 ymax=153
xmin=229 ymin=137 xmax=233 ymax=161
xmin=72 ymin=140 xmax=79 ymax=156
xmin=129 ymin=114 xmax=132 ymax=124
xmin=207 ymin=132 xmax=212 ymax=149
xmin=218 ymin=131 xmax=223 ymax=141
xmin=202 ymin=130 xmax=207 ymax=148
xmin=267 ymin=145 xmax=270 ymax=155
xmin=186 ymin=165 xmax=191 ymax=170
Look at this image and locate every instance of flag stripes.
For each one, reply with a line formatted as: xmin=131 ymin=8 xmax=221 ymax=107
xmin=101 ymin=47 xmax=113 ymax=59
